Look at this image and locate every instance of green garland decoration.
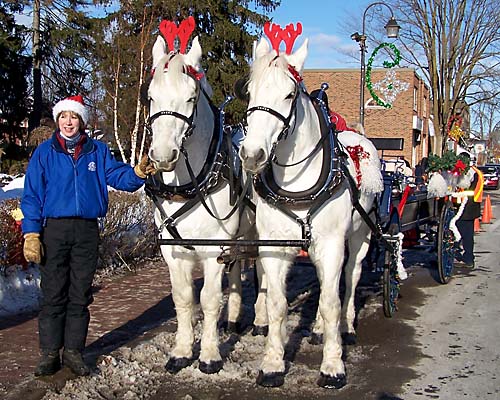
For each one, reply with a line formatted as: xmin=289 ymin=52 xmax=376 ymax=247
xmin=426 ymin=152 xmax=470 ymax=174
xmin=365 ymin=42 xmax=402 ymax=109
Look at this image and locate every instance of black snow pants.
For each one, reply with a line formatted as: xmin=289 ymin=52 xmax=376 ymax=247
xmin=456 ymin=219 xmax=475 ymax=265
xmin=38 ymin=218 xmax=99 ymax=352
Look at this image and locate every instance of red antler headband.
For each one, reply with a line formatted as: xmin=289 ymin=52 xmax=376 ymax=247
xmin=263 ymin=21 xmax=302 ymax=54
xmin=159 ymin=16 xmax=195 ymax=54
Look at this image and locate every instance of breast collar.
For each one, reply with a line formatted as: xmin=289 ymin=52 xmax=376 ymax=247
xmin=253 ymin=96 xmax=345 ymax=209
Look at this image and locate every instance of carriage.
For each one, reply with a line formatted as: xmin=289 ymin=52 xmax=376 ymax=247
xmin=368 ymin=138 xmax=457 ymax=317
xmin=141 ymin=17 xmax=459 ymax=389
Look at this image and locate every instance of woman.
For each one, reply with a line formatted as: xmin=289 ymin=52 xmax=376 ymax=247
xmin=21 ymin=95 xmax=155 ymax=377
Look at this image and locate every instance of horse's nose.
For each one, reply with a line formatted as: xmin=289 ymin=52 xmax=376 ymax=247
xmin=149 ymin=147 xmax=179 ymax=163
xmin=239 ymin=145 xmax=267 ymax=173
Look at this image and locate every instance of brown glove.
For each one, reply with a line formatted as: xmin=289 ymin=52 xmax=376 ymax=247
xmin=134 ymin=155 xmax=157 ymax=179
xmin=23 ymin=233 xmax=43 ymax=264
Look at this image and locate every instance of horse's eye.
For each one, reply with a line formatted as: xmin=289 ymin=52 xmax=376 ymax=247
xmin=285 ymin=92 xmax=294 ymax=100
xmin=187 ymin=96 xmax=197 ymax=103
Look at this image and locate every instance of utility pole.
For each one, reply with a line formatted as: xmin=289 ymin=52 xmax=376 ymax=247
xmin=30 ymin=0 xmax=42 ymax=132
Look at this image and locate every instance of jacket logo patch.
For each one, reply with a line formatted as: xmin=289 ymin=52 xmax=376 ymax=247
xmin=88 ymin=162 xmax=96 ymax=172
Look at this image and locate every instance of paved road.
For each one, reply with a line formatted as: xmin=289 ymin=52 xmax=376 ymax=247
xmin=1 ymin=192 xmax=499 ymax=399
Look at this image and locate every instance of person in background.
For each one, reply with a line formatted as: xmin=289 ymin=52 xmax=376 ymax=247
xmin=455 ymin=153 xmax=484 ymax=269
xmin=21 ymin=95 xmax=156 ymax=377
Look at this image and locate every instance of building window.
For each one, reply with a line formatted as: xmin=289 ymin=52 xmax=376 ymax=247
xmin=423 ymin=96 xmax=427 ymax=117
xmin=413 ymin=87 xmax=418 ymax=111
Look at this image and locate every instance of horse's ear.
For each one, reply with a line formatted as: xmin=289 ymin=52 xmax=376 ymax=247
xmin=285 ymin=38 xmax=308 ymax=72
xmin=255 ymin=37 xmax=270 ymax=59
xmin=152 ymin=36 xmax=167 ymax=68
xmin=185 ymin=36 xmax=202 ymax=66
xmin=234 ymin=75 xmax=249 ymax=102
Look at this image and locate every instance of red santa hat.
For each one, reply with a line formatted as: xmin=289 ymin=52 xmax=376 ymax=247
xmin=52 ymin=95 xmax=88 ymax=125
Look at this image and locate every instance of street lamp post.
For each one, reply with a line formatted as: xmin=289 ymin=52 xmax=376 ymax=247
xmin=351 ymin=2 xmax=400 ymax=127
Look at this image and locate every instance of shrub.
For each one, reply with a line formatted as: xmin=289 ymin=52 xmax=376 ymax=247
xmin=0 ymin=198 xmax=26 ymax=270
xmin=98 ymin=191 xmax=159 ymax=271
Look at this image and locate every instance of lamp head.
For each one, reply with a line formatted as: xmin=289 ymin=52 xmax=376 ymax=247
xmin=385 ymin=17 xmax=400 ymax=38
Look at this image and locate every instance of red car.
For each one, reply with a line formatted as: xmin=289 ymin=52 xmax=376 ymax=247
xmin=478 ymin=165 xmax=499 ymax=190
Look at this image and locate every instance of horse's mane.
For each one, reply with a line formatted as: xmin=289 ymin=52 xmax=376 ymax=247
xmin=153 ymin=52 xmax=213 ymax=97
xmin=250 ymin=52 xmax=290 ymax=87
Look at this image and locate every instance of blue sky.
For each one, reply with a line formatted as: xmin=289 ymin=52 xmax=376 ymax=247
xmin=264 ymin=0 xmax=370 ymax=69
xmin=16 ymin=0 xmax=376 ymax=69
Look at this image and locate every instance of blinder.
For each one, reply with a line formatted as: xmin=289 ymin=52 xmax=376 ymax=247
xmin=140 ymin=75 xmax=153 ymax=108
xmin=233 ymin=76 xmax=250 ymax=103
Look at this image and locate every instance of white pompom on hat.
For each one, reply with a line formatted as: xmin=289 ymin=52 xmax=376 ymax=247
xmin=52 ymin=95 xmax=88 ymax=126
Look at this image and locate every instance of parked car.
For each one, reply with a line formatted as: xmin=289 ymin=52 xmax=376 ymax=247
xmin=478 ymin=165 xmax=499 ymax=190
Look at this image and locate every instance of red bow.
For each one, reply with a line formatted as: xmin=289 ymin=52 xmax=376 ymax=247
xmin=452 ymin=160 xmax=467 ymax=175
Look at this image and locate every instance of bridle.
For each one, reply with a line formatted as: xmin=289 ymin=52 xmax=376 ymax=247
xmin=245 ymin=76 xmax=300 ymax=162
xmin=144 ymin=63 xmax=202 ymax=149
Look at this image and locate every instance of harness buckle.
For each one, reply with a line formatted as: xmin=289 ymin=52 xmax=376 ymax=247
xmin=300 ymin=215 xmax=312 ymax=250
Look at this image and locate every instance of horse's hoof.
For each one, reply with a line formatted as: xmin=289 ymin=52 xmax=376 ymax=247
xmin=225 ymin=321 xmax=240 ymax=334
xmin=252 ymin=325 xmax=268 ymax=336
xmin=165 ymin=357 xmax=191 ymax=374
xmin=342 ymin=332 xmax=357 ymax=345
xmin=199 ymin=360 xmax=223 ymax=374
xmin=309 ymin=332 xmax=323 ymax=345
xmin=317 ymin=372 xmax=347 ymax=389
xmin=256 ymin=370 xmax=285 ymax=387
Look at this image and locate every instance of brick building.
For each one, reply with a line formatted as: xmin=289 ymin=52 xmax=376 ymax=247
xmin=303 ymin=68 xmax=431 ymax=169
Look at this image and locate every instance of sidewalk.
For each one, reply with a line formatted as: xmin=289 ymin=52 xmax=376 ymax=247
xmin=0 ymin=260 xmax=188 ymax=399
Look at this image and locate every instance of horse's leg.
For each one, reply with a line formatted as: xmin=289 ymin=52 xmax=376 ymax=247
xmin=165 ymin=256 xmax=196 ymax=374
xmin=226 ymin=260 xmax=242 ymax=333
xmin=253 ymin=257 xmax=269 ymax=336
xmin=310 ymin=307 xmax=324 ymax=345
xmin=198 ymin=258 xmax=225 ymax=374
xmin=313 ymin=237 xmax=348 ymax=389
xmin=256 ymin=253 xmax=292 ymax=387
xmin=341 ymin=224 xmax=372 ymax=345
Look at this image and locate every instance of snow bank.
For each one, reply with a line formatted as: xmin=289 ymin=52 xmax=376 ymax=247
xmin=0 ymin=175 xmax=24 ymax=201
xmin=0 ymin=264 xmax=41 ymax=317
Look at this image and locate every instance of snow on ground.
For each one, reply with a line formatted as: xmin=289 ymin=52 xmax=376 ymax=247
xmin=0 ymin=174 xmax=41 ymax=317
xmin=0 ymin=174 xmax=24 ymax=201
xmin=0 ymin=264 xmax=41 ymax=317
xmin=39 ymin=264 xmax=382 ymax=400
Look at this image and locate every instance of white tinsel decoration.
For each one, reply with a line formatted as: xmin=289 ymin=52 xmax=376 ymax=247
xmin=372 ymin=70 xmax=410 ymax=106
xmin=457 ymin=168 xmax=474 ymax=189
xmin=359 ymin=154 xmax=384 ymax=194
xmin=427 ymin=172 xmax=448 ymax=198
xmin=449 ymin=195 xmax=467 ymax=242
xmin=396 ymin=232 xmax=407 ymax=280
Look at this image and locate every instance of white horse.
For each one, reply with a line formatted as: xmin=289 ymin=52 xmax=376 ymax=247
xmin=238 ymin=36 xmax=383 ymax=388
xmin=145 ymin=33 xmax=263 ymax=374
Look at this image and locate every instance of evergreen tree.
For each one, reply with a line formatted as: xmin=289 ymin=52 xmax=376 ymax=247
xmin=0 ymin=0 xmax=31 ymax=142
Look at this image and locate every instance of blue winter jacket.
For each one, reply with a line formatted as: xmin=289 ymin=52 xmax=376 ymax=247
xmin=21 ymin=131 xmax=145 ymax=233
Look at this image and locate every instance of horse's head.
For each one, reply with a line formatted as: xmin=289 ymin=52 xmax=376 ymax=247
xmin=145 ymin=35 xmax=212 ymax=172
xmin=239 ymin=36 xmax=308 ymax=173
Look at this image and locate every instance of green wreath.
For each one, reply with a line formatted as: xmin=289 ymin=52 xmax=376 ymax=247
xmin=366 ymin=42 xmax=402 ymax=109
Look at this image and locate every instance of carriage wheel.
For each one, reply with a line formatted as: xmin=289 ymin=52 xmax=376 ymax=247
xmin=437 ymin=200 xmax=456 ymax=284
xmin=383 ymin=212 xmax=401 ymax=318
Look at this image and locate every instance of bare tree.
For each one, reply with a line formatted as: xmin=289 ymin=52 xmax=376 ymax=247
xmin=389 ymin=0 xmax=500 ymax=154
xmin=470 ymin=98 xmax=500 ymax=140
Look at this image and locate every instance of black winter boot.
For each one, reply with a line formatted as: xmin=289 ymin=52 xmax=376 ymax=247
xmin=63 ymin=349 xmax=91 ymax=376
xmin=34 ymin=350 xmax=61 ymax=376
